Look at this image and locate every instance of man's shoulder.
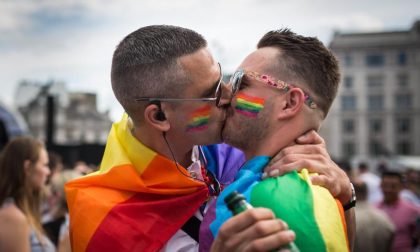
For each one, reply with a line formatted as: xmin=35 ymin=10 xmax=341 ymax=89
xmin=358 ymin=203 xmax=394 ymax=225
xmin=400 ymin=199 xmax=420 ymax=213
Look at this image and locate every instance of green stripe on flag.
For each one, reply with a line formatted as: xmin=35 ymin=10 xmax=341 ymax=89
xmin=250 ymin=171 xmax=327 ymax=252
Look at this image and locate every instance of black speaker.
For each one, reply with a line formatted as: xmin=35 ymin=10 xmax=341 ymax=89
xmin=156 ymin=110 xmax=166 ymax=121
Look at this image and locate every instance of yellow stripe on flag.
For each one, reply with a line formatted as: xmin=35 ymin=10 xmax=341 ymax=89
xmin=300 ymin=170 xmax=349 ymax=252
xmin=99 ymin=114 xmax=155 ymax=174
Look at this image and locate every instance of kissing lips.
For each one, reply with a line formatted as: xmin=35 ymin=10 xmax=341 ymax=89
xmin=221 ymin=107 xmax=235 ymax=141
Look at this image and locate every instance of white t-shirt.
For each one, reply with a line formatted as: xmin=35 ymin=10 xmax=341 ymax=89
xmin=360 ymin=172 xmax=383 ymax=204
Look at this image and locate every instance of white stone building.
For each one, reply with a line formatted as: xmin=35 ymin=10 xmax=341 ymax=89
xmin=321 ymin=20 xmax=420 ymax=160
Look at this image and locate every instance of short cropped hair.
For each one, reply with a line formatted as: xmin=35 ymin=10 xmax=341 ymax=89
xmin=111 ymin=25 xmax=207 ymax=118
xmin=257 ymin=29 xmax=340 ymax=116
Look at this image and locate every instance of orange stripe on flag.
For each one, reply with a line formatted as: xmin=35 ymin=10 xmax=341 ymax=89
xmin=66 ymin=176 xmax=135 ymax=252
xmin=236 ymin=93 xmax=265 ymax=105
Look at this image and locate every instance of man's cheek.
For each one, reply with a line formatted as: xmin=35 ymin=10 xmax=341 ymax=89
xmin=185 ymin=104 xmax=211 ymax=132
xmin=234 ymin=92 xmax=265 ymax=118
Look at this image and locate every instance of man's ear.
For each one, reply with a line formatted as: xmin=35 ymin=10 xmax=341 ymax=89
xmin=278 ymin=88 xmax=305 ymax=119
xmin=144 ymin=104 xmax=170 ymax=132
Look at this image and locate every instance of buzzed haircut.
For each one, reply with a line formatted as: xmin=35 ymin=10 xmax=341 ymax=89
xmin=257 ymin=29 xmax=340 ymax=116
xmin=111 ymin=25 xmax=207 ymax=117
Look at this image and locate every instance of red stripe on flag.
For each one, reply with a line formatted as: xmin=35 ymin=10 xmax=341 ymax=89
xmin=86 ymin=188 xmax=208 ymax=252
xmin=236 ymin=93 xmax=265 ymax=105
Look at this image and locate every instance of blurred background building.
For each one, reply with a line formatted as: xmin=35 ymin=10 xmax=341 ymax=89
xmin=321 ymin=20 xmax=420 ymax=169
xmin=16 ymin=80 xmax=112 ymax=145
xmin=13 ymin=80 xmax=113 ymax=165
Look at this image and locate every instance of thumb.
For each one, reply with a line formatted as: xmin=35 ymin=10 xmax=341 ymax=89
xmin=296 ymin=130 xmax=323 ymax=145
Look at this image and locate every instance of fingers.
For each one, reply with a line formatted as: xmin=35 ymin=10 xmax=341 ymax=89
xmin=309 ymin=174 xmax=326 ymax=187
xmin=242 ymin=227 xmax=295 ymax=252
xmin=267 ymin=152 xmax=328 ymax=176
xmin=240 ymin=218 xmax=289 ymax=238
xmin=268 ymin=131 xmax=327 ymax=169
xmin=281 ymin=143 xmax=329 ymax=157
xmin=268 ymin=144 xmax=329 ymax=169
xmin=265 ymin=130 xmax=353 ymax=205
xmin=295 ymin=130 xmax=324 ymax=145
xmin=310 ymin=174 xmax=340 ymax=197
xmin=213 ymin=208 xmax=296 ymax=252
xmin=218 ymin=208 xmax=275 ymax=238
xmin=264 ymin=153 xmax=352 ymax=203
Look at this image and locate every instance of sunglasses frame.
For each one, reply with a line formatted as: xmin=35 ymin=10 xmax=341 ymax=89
xmin=136 ymin=63 xmax=224 ymax=107
xmin=230 ymin=69 xmax=317 ymax=109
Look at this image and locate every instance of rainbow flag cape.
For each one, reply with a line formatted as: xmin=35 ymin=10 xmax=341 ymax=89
xmin=200 ymin=156 xmax=349 ymax=252
xmin=65 ymin=115 xmax=210 ymax=252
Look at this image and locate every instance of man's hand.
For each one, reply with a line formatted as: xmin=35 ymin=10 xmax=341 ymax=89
xmin=263 ymin=130 xmax=352 ymax=205
xmin=210 ymin=208 xmax=295 ymax=252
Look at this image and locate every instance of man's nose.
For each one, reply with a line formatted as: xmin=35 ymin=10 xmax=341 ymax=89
xmin=217 ymin=81 xmax=232 ymax=107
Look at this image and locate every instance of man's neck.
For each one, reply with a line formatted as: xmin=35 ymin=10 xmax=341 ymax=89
xmin=383 ymin=198 xmax=400 ymax=206
xmin=244 ymin=115 xmax=317 ymax=161
xmin=132 ymin=126 xmax=193 ymax=168
xmin=244 ymin=124 xmax=302 ymax=160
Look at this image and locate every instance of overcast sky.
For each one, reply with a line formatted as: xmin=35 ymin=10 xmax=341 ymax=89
xmin=1 ymin=0 xmax=419 ymax=121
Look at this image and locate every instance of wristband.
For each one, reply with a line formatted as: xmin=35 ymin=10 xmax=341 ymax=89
xmin=343 ymin=182 xmax=356 ymax=211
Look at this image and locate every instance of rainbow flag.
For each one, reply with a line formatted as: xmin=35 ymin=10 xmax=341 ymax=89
xmin=65 ymin=114 xmax=209 ymax=252
xmin=201 ymin=156 xmax=349 ymax=252
xmin=235 ymin=93 xmax=265 ymax=118
xmin=187 ymin=105 xmax=211 ymax=132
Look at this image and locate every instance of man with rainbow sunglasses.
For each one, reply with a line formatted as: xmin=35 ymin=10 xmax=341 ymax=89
xmin=201 ymin=29 xmax=354 ymax=252
xmin=65 ymin=25 xmax=354 ymax=252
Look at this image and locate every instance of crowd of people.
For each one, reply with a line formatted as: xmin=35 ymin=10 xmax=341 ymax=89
xmin=1 ymin=135 xmax=418 ymax=252
xmin=0 ymin=24 xmax=418 ymax=252
xmin=350 ymin=162 xmax=420 ymax=252
xmin=0 ymin=138 xmax=91 ymax=252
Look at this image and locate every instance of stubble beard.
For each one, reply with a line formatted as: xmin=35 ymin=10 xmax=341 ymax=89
xmin=222 ymin=109 xmax=270 ymax=154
